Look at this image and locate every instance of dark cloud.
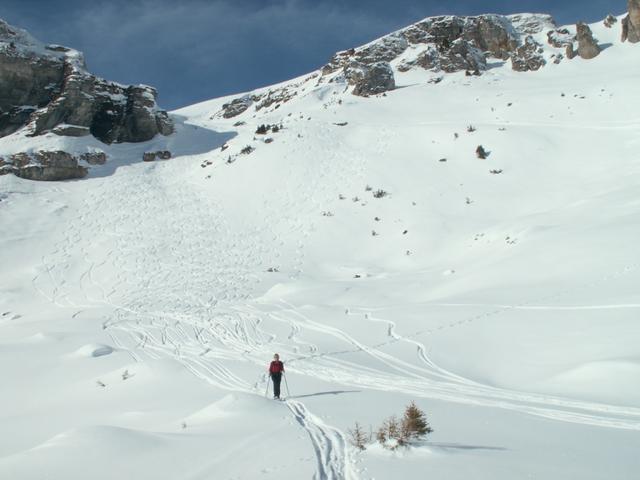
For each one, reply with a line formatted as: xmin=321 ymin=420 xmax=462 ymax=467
xmin=0 ymin=0 xmax=622 ymax=109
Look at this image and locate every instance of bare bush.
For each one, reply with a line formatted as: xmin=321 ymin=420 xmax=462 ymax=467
xmin=348 ymin=422 xmax=370 ymax=451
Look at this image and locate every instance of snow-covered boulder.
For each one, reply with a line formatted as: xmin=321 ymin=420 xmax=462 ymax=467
xmin=0 ymin=18 xmax=173 ymax=144
xmin=511 ymin=36 xmax=546 ymax=72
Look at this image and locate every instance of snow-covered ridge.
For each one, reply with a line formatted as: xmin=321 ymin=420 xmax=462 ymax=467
xmin=208 ymin=11 xmax=627 ymax=122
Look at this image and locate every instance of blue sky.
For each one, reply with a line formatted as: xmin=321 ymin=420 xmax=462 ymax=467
xmin=1 ymin=0 xmax=620 ymax=109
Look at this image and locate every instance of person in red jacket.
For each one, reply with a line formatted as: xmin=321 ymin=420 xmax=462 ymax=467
xmin=269 ymin=353 xmax=285 ymax=399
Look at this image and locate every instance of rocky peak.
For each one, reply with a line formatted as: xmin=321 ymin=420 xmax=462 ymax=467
xmin=0 ymin=18 xmax=172 ymax=144
xmin=319 ymin=13 xmax=560 ymax=94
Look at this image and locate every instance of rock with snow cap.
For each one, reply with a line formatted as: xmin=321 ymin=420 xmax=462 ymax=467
xmin=0 ymin=18 xmax=172 ymax=143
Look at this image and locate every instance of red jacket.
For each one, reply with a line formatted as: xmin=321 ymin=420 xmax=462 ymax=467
xmin=269 ymin=360 xmax=284 ymax=374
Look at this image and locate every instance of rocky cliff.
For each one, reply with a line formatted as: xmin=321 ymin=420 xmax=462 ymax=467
xmin=0 ymin=19 xmax=172 ymax=144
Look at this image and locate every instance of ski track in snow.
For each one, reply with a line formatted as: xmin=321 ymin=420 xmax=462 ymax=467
xmin=27 ymin=120 xmax=640 ymax=478
xmin=287 ymin=400 xmax=355 ymax=480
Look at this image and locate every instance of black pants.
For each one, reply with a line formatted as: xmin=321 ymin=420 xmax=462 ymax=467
xmin=271 ymin=373 xmax=282 ymax=398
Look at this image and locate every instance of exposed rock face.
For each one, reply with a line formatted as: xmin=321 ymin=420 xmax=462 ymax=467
xmin=349 ymin=62 xmax=396 ymax=96
xmin=1 ymin=150 xmax=88 ymax=180
xmin=413 ymin=40 xmax=486 ymax=73
xmin=324 ymin=14 xmax=520 ymax=79
xmin=622 ymin=0 xmax=640 ymax=43
xmin=0 ymin=18 xmax=172 ymax=143
xmin=511 ymin=36 xmax=546 ymax=72
xmin=575 ymin=22 xmax=601 ymax=59
xmin=221 ymin=97 xmax=253 ymax=119
xmin=320 ymin=14 xmax=565 ymax=88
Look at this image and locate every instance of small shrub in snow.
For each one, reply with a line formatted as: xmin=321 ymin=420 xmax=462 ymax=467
xmin=365 ymin=185 xmax=372 ymax=192
xmin=122 ymin=369 xmax=131 ymax=380
xmin=377 ymin=415 xmax=403 ymax=450
xmin=255 ymin=124 xmax=268 ymax=135
xmin=467 ymin=124 xmax=476 ymax=133
xmin=373 ymin=189 xmax=388 ymax=199
xmin=476 ymin=145 xmax=488 ymax=159
xmin=371 ymin=230 xmax=379 ymax=236
xmin=348 ymin=422 xmax=370 ymax=451
xmin=375 ymin=402 xmax=433 ymax=450
xmin=240 ymin=146 xmax=254 ymax=155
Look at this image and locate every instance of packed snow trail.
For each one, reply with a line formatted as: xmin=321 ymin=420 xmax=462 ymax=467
xmin=287 ymin=400 xmax=356 ymax=480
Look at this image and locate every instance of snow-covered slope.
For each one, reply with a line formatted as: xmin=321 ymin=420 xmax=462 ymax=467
xmin=1 ymin=12 xmax=639 ymax=480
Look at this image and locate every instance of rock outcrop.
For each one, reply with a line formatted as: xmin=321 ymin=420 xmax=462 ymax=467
xmin=575 ymin=22 xmax=601 ymax=59
xmin=349 ymin=62 xmax=396 ymax=96
xmin=0 ymin=18 xmax=172 ymax=143
xmin=511 ymin=36 xmax=546 ymax=72
xmin=324 ymin=14 xmax=523 ymax=80
xmin=142 ymin=150 xmax=172 ymax=162
xmin=319 ymin=13 xmax=563 ymax=88
xmin=0 ymin=150 xmax=90 ymax=180
xmin=622 ymin=0 xmax=640 ymax=43
xmin=221 ymin=97 xmax=253 ymax=119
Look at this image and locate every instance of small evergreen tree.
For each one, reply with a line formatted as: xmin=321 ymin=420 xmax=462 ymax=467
xmin=401 ymin=401 xmax=433 ymax=443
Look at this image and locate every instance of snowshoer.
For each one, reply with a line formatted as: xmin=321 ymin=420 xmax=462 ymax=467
xmin=269 ymin=353 xmax=285 ymax=399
